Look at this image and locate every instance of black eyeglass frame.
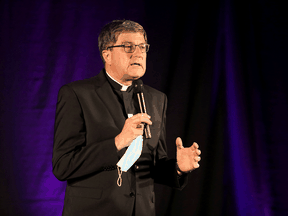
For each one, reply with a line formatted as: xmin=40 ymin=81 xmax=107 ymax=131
xmin=107 ymin=43 xmax=150 ymax=53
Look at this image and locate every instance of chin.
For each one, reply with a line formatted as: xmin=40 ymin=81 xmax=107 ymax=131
xmin=126 ymin=68 xmax=146 ymax=80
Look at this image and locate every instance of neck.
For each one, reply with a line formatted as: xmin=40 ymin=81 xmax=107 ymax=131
xmin=106 ymin=70 xmax=132 ymax=90
xmin=105 ymin=67 xmax=133 ymax=86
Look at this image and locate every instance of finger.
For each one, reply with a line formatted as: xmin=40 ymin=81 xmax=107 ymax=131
xmin=196 ymin=149 xmax=201 ymax=155
xmin=134 ymin=128 xmax=144 ymax=136
xmin=195 ymin=156 xmax=201 ymax=162
xmin=190 ymin=142 xmax=199 ymax=150
xmin=176 ymin=137 xmax=184 ymax=149
xmin=193 ymin=142 xmax=199 ymax=149
xmin=194 ymin=163 xmax=200 ymax=168
xmin=142 ymin=118 xmax=152 ymax=125
xmin=133 ymin=113 xmax=151 ymax=119
xmin=133 ymin=115 xmax=152 ymax=125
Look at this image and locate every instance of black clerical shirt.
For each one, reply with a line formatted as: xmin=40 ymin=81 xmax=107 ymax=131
xmin=105 ymin=72 xmax=138 ymax=216
xmin=105 ymin=72 xmax=138 ymax=118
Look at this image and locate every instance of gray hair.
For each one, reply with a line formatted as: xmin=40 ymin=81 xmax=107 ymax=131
xmin=98 ymin=20 xmax=147 ymax=63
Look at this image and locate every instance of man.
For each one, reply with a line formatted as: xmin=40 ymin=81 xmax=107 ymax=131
xmin=52 ymin=20 xmax=201 ymax=216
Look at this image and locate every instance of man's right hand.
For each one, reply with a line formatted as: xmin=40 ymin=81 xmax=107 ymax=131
xmin=115 ymin=113 xmax=152 ymax=151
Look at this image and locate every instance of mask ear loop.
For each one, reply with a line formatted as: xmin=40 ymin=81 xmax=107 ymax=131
xmin=117 ymin=166 xmax=122 ymax=187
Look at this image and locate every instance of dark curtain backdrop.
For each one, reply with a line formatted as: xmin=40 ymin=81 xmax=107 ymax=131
xmin=0 ymin=0 xmax=287 ymax=215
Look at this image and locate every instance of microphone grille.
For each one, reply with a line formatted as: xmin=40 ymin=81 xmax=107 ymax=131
xmin=134 ymin=79 xmax=143 ymax=93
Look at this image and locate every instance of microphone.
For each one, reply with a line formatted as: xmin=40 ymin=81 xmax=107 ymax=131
xmin=134 ymin=79 xmax=152 ymax=139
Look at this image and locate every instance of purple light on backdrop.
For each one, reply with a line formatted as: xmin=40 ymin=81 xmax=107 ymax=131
xmin=1 ymin=1 xmax=286 ymax=215
xmin=224 ymin=1 xmax=271 ymax=215
xmin=224 ymin=8 xmax=257 ymax=216
xmin=0 ymin=1 xmax=111 ymax=215
xmin=6 ymin=2 xmax=146 ymax=215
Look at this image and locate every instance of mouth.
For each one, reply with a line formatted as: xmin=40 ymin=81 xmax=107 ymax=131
xmin=130 ymin=62 xmax=142 ymax=67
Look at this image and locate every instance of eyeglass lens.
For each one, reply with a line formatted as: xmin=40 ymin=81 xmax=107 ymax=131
xmin=124 ymin=44 xmax=149 ymax=53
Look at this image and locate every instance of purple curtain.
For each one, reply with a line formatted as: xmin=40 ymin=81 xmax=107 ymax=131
xmin=0 ymin=0 xmax=287 ymax=215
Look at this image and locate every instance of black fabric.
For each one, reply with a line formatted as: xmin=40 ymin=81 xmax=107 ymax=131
xmin=105 ymin=71 xmax=136 ymax=117
xmin=0 ymin=1 xmax=287 ymax=215
xmin=104 ymin=71 xmax=137 ymax=216
xmin=52 ymin=69 xmax=188 ymax=216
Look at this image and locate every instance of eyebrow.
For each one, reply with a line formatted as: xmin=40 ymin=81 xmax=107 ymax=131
xmin=122 ymin=41 xmax=145 ymax=44
xmin=122 ymin=41 xmax=134 ymax=43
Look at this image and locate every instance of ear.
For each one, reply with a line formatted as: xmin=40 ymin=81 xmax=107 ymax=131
xmin=102 ymin=50 xmax=111 ymax=65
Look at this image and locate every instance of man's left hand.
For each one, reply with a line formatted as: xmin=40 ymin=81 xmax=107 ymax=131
xmin=176 ymin=137 xmax=201 ymax=174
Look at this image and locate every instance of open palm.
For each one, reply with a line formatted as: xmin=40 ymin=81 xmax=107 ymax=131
xmin=176 ymin=137 xmax=201 ymax=173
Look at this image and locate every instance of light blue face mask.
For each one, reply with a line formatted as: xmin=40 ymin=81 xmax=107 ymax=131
xmin=116 ymin=114 xmax=143 ymax=187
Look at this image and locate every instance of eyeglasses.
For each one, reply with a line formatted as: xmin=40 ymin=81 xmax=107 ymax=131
xmin=107 ymin=43 xmax=150 ymax=53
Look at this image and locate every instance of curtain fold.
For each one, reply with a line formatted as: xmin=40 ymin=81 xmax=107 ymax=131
xmin=0 ymin=0 xmax=287 ymax=215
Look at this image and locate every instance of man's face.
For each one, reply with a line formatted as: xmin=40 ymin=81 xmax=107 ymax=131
xmin=105 ymin=32 xmax=147 ymax=84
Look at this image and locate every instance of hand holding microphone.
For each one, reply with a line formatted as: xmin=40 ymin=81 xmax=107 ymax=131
xmin=115 ymin=79 xmax=152 ymax=151
xmin=115 ymin=80 xmax=152 ymax=186
xmin=115 ymin=113 xmax=152 ymax=151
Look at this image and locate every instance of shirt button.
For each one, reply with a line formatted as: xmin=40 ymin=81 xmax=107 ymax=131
xmin=135 ymin=165 xmax=139 ymax=170
xmin=130 ymin=192 xmax=135 ymax=197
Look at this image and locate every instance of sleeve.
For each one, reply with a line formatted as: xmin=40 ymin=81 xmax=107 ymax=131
xmin=52 ymin=85 xmax=119 ymax=181
xmin=153 ymin=95 xmax=188 ymax=190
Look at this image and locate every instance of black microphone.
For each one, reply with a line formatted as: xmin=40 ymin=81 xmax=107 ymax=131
xmin=134 ymin=79 xmax=152 ymax=139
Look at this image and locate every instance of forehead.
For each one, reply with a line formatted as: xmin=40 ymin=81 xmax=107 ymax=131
xmin=116 ymin=32 xmax=146 ymax=44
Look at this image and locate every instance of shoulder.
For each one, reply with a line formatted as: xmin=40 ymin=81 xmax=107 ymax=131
xmin=144 ymin=84 xmax=167 ymax=101
xmin=57 ymin=77 xmax=97 ymax=99
xmin=59 ymin=70 xmax=106 ymax=94
xmin=66 ymin=76 xmax=99 ymax=91
xmin=143 ymin=85 xmax=168 ymax=113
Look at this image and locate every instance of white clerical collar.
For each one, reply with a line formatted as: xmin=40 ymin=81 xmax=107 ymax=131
xmin=106 ymin=71 xmax=131 ymax=91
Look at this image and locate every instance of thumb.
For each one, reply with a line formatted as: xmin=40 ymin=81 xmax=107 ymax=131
xmin=176 ymin=137 xmax=184 ymax=149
